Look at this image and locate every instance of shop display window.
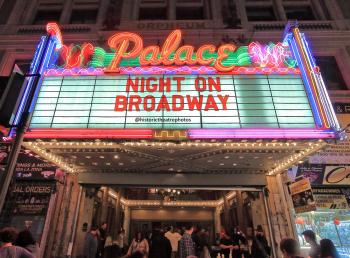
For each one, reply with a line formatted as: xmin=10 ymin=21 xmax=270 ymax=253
xmin=294 ymin=209 xmax=350 ymax=258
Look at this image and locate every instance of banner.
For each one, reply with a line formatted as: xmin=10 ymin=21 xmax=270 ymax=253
xmin=313 ymin=188 xmax=349 ymax=209
xmin=10 ymin=182 xmax=54 ymax=215
xmin=295 ymin=164 xmax=325 ymax=185
xmin=323 ymin=165 xmax=350 ymax=185
xmin=15 ymin=150 xmax=59 ymax=180
xmin=289 ymin=178 xmax=316 ymax=214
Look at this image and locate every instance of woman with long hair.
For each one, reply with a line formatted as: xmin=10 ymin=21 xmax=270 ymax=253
xmin=320 ymin=239 xmax=340 ymax=258
xmin=127 ymin=231 xmax=149 ymax=258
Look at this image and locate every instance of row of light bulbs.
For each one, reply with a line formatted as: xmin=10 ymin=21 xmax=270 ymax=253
xmin=267 ymin=141 xmax=326 ymax=175
xmin=23 ymin=142 xmax=76 ymax=173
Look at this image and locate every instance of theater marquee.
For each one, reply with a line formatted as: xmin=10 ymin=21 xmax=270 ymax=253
xmin=13 ymin=23 xmax=339 ymax=139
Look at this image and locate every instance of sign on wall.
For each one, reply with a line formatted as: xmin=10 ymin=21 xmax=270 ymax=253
xmin=289 ymin=178 xmax=316 ymax=214
xmin=313 ymin=188 xmax=350 ymax=209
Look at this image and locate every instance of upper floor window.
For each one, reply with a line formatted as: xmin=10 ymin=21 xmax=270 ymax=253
xmin=246 ymin=6 xmax=277 ymax=21
xmin=139 ymin=7 xmax=167 ymax=20
xmin=70 ymin=9 xmax=98 ymax=24
xmin=316 ymin=56 xmax=347 ymax=90
xmin=284 ymin=6 xmax=316 ymax=20
xmin=176 ymin=6 xmax=204 ymax=20
xmin=33 ymin=9 xmax=62 ymax=25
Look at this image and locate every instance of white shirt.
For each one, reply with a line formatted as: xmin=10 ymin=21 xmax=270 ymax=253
xmin=165 ymin=231 xmax=182 ymax=252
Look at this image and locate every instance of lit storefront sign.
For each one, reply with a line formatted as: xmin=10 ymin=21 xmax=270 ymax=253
xmin=15 ymin=23 xmax=339 ymax=139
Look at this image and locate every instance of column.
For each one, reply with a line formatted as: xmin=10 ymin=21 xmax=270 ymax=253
xmin=324 ymin=0 xmax=347 ymax=29
xmin=6 ymin=0 xmax=26 ymax=25
xmin=100 ymin=187 xmax=109 ymax=225
xmin=214 ymin=206 xmax=222 ymax=234
xmin=266 ymin=175 xmax=295 ymax=258
xmin=123 ymin=206 xmax=131 ymax=242
xmin=235 ymin=190 xmax=245 ymax=232
xmin=272 ymin=0 xmax=287 ymax=21
xmin=222 ymin=192 xmax=232 ymax=230
xmin=113 ymin=188 xmax=124 ymax=237
xmin=236 ymin=0 xmax=249 ymax=30
xmin=131 ymin=0 xmax=140 ymax=21
xmin=96 ymin=0 xmax=110 ymax=28
xmin=22 ymin=0 xmax=38 ymax=25
xmin=168 ymin=0 xmax=176 ymax=20
xmin=210 ymin=0 xmax=222 ymax=27
xmin=60 ymin=0 xmax=73 ymax=24
xmin=311 ymin=0 xmax=326 ymax=20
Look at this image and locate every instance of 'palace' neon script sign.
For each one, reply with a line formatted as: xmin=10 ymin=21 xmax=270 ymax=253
xmin=47 ymin=23 xmax=296 ymax=72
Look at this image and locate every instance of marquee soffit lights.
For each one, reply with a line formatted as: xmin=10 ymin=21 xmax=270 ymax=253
xmin=23 ymin=140 xmax=326 ymax=176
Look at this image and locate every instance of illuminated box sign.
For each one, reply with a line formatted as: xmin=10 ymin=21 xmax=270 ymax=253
xmin=20 ymin=23 xmax=339 ymax=139
xmin=30 ymin=74 xmax=315 ymax=129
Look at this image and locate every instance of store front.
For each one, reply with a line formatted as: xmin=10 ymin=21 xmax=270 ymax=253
xmin=2 ymin=22 xmax=342 ymax=257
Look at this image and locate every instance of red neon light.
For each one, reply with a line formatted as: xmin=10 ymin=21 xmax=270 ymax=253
xmin=44 ymin=67 xmax=301 ymax=76
xmin=25 ymin=129 xmax=154 ymax=139
xmin=103 ymin=29 xmax=240 ymax=72
xmin=46 ymin=22 xmax=63 ymax=49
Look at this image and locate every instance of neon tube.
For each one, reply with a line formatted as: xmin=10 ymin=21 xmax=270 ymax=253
xmin=24 ymin=129 xmax=154 ymax=139
xmin=187 ymin=128 xmax=336 ymax=139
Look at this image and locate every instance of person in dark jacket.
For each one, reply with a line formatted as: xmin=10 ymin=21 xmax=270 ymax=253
xmin=15 ymin=229 xmax=39 ymax=256
xmin=280 ymin=238 xmax=304 ymax=258
xmin=302 ymin=230 xmax=320 ymax=258
xmin=251 ymin=225 xmax=271 ymax=258
xmin=149 ymin=229 xmax=172 ymax=258
xmin=84 ymin=225 xmax=99 ymax=258
xmin=320 ymin=239 xmax=340 ymax=258
xmin=97 ymin=222 xmax=108 ymax=258
xmin=0 ymin=227 xmax=34 ymax=258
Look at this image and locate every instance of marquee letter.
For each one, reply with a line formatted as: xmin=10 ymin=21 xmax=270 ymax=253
xmin=174 ymin=45 xmax=196 ymax=65
xmin=196 ymin=45 xmax=216 ymax=65
xmin=115 ymin=95 xmax=127 ymax=111
xmin=161 ymin=30 xmax=182 ymax=65
xmin=144 ymin=96 xmax=156 ymax=111
xmin=139 ymin=46 xmax=161 ymax=65
xmin=214 ymin=44 xmax=236 ymax=72
xmin=172 ymin=95 xmax=184 ymax=111
xmin=107 ymin=32 xmax=143 ymax=71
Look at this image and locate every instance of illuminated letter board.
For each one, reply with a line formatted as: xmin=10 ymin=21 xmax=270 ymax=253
xmin=22 ymin=23 xmax=339 ymax=139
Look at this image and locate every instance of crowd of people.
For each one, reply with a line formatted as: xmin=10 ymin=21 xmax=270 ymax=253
xmin=81 ymin=224 xmax=342 ymax=258
xmin=0 ymin=224 xmax=342 ymax=258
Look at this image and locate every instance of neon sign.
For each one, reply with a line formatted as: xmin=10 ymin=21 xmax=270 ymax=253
xmin=47 ymin=23 xmax=297 ymax=72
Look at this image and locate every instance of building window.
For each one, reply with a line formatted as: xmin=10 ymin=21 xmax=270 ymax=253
xmin=70 ymin=9 xmax=98 ymax=24
xmin=176 ymin=6 xmax=204 ymax=20
xmin=139 ymin=7 xmax=167 ymax=20
xmin=316 ymin=56 xmax=347 ymax=90
xmin=33 ymin=9 xmax=62 ymax=25
xmin=246 ymin=6 xmax=276 ymax=21
xmin=284 ymin=6 xmax=316 ymax=20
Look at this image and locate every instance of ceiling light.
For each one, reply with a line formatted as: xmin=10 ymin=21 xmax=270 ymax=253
xmin=207 ymin=160 xmax=213 ymax=163
xmin=224 ymin=156 xmax=230 ymax=159
xmin=114 ymin=155 xmax=119 ymax=159
xmin=233 ymin=163 xmax=237 ymax=166
xmin=118 ymin=162 xmax=124 ymax=166
xmin=106 ymin=163 xmax=111 ymax=166
xmin=92 ymin=162 xmax=98 ymax=166
xmin=131 ymin=159 xmax=136 ymax=163
xmin=99 ymin=155 xmax=104 ymax=159
xmin=85 ymin=156 xmax=91 ymax=159
xmin=219 ymin=163 xmax=224 ymax=166
xmin=239 ymin=156 xmax=244 ymax=159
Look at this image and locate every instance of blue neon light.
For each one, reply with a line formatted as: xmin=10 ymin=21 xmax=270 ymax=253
xmin=10 ymin=35 xmax=58 ymax=137
xmin=287 ymin=36 xmax=323 ymax=128
xmin=12 ymin=37 xmax=46 ymax=127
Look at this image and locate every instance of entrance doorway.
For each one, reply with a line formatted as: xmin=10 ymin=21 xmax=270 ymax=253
xmin=73 ymin=186 xmax=274 ymax=258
